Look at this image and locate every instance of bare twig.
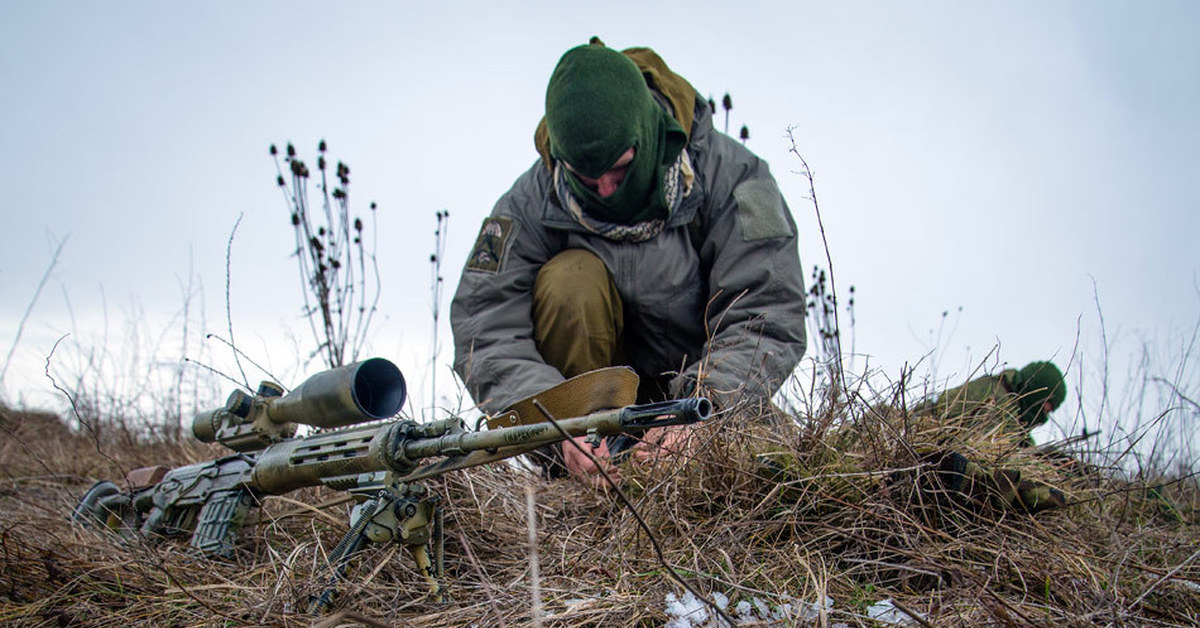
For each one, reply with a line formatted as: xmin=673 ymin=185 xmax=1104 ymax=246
xmin=1 ymin=235 xmax=67 ymax=390
xmin=787 ymin=128 xmax=848 ymax=400
xmin=526 ymin=482 xmax=543 ymax=628
xmin=309 ymin=610 xmax=400 ymax=628
xmin=531 ymin=400 xmax=739 ymax=628
xmin=224 ymin=213 xmax=249 ymax=388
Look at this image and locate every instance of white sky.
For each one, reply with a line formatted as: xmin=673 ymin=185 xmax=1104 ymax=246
xmin=2 ymin=2 xmax=1197 ymax=449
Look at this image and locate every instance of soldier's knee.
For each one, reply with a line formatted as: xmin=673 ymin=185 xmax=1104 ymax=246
xmin=532 ymin=249 xmax=625 ymax=377
xmin=533 ymin=249 xmax=617 ymax=313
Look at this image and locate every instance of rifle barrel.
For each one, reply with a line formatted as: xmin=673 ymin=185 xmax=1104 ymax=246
xmin=400 ymin=399 xmax=708 ymax=461
xmin=248 ymin=399 xmax=709 ymax=495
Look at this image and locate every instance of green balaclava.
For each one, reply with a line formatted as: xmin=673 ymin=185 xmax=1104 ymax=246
xmin=545 ymin=44 xmax=686 ymax=225
xmin=1009 ymin=361 xmax=1066 ymax=428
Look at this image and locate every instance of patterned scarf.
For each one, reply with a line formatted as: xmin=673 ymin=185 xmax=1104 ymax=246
xmin=554 ymin=149 xmax=694 ymax=243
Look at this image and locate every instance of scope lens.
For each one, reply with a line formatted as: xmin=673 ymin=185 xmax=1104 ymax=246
xmin=353 ymin=358 xmax=406 ymax=419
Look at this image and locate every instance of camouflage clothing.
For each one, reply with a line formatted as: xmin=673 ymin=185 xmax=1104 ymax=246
xmin=916 ymin=362 xmax=1070 ymax=514
xmin=930 ymin=362 xmax=1066 ymax=445
xmin=930 ymin=372 xmax=1026 ymax=439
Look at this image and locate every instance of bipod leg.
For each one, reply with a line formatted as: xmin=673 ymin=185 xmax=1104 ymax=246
xmin=412 ymin=545 xmax=441 ymax=602
xmin=399 ymin=498 xmax=445 ymax=602
xmin=393 ymin=499 xmax=446 ymax=602
xmin=307 ymin=495 xmax=389 ymax=614
xmin=426 ymin=503 xmax=446 ymax=601
xmin=433 ymin=501 xmax=444 ymax=583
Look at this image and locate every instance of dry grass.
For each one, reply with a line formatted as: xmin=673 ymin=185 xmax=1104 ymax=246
xmin=0 ymin=388 xmax=1197 ymax=628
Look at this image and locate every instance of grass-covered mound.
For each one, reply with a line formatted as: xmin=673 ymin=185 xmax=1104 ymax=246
xmin=0 ymin=393 xmax=1197 ymax=627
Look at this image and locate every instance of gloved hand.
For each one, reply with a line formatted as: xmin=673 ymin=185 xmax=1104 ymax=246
xmin=932 ymin=451 xmax=1066 ymax=514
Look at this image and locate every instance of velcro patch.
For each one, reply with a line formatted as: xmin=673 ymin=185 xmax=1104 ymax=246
xmin=734 ymin=178 xmax=794 ymax=241
xmin=466 ymin=216 xmax=517 ymax=274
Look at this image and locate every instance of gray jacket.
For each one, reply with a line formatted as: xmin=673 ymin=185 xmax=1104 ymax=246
xmin=451 ymin=97 xmax=807 ymax=414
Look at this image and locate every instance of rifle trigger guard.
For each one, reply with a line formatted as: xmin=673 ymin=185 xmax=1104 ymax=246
xmin=584 ymin=427 xmax=602 ymax=448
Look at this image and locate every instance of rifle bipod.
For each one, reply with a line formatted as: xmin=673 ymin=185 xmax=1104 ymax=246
xmin=308 ymin=483 xmax=445 ymax=613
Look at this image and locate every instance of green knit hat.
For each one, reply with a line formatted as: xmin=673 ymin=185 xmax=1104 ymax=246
xmin=545 ymin=44 xmax=686 ymax=224
xmin=1010 ymin=361 xmax=1066 ymax=428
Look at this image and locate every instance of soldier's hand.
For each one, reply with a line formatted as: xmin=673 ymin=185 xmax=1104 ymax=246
xmin=561 ymin=435 xmax=622 ymax=487
xmin=631 ymin=424 xmax=697 ymax=464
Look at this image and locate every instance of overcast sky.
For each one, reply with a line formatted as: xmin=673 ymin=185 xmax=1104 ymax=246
xmin=2 ymin=2 xmax=1197 ymax=448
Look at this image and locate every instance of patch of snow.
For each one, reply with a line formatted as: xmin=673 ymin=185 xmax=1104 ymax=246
xmin=751 ymin=597 xmax=771 ymax=620
xmin=797 ymin=595 xmax=833 ymax=620
xmin=662 ymin=591 xmax=835 ymax=627
xmin=664 ymin=592 xmax=710 ymax=628
xmin=866 ymin=598 xmax=922 ymax=626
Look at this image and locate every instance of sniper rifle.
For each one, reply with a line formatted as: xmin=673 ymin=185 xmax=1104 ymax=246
xmin=70 ymin=358 xmax=710 ymax=611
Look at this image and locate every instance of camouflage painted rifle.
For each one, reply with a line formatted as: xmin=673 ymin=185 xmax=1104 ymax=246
xmin=71 ymin=358 xmax=710 ymax=610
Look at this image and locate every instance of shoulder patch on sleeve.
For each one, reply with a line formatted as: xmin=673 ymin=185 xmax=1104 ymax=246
xmin=466 ymin=217 xmax=518 ymax=274
xmin=734 ymin=179 xmax=794 ymax=241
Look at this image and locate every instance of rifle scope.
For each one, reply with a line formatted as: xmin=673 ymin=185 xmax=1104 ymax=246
xmin=267 ymin=358 xmax=406 ymax=428
xmin=192 ymin=358 xmax=406 ymax=450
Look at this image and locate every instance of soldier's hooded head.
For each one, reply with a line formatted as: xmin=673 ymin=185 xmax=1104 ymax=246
xmin=1009 ymin=361 xmax=1066 ymax=428
xmin=545 ymin=44 xmax=686 ymax=225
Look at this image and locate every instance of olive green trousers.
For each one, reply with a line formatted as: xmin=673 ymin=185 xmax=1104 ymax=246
xmin=532 ymin=248 xmax=625 ymax=379
xmin=529 ymin=249 xmax=629 ymax=476
xmin=533 ymin=248 xmax=676 ymax=406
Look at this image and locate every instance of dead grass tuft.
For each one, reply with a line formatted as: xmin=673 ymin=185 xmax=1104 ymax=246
xmin=0 ymin=392 xmax=1197 ymax=627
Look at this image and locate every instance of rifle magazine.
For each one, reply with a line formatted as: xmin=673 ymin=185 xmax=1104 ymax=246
xmin=190 ymin=488 xmax=256 ymax=557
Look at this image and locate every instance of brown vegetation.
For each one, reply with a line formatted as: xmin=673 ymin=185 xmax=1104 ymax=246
xmin=0 ymin=394 xmax=1197 ymax=627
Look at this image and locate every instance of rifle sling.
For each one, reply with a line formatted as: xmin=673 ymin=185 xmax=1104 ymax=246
xmin=486 ymin=366 xmax=639 ymax=430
